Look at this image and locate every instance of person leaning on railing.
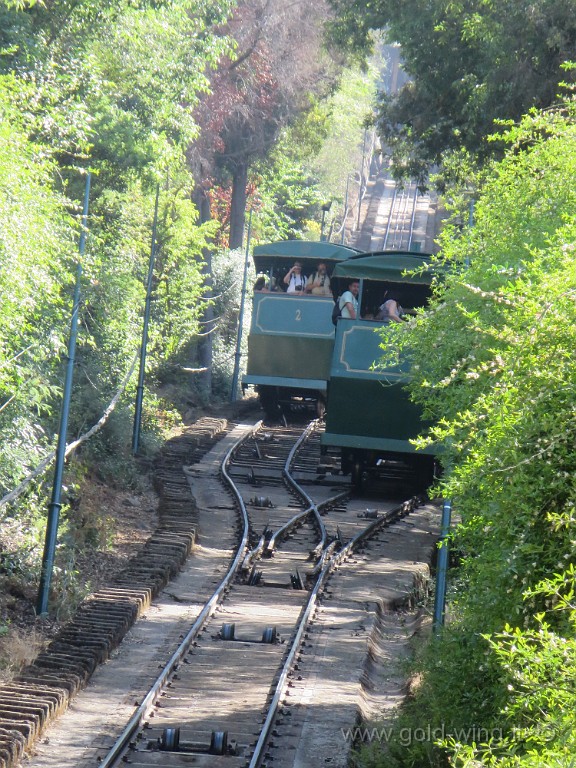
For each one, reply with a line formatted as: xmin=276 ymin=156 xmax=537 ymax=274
xmin=375 ymin=292 xmax=405 ymax=322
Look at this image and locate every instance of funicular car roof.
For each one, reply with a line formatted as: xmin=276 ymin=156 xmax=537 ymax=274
xmin=252 ymin=240 xmax=360 ymax=273
xmin=333 ymin=251 xmax=434 ymax=284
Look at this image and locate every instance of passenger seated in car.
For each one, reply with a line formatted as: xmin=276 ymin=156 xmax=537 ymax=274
xmin=376 ymin=293 xmax=405 ymax=323
xmin=338 ymin=279 xmax=359 ymax=319
xmin=283 ymin=262 xmax=307 ymax=294
xmin=305 ymin=261 xmax=332 ymax=296
xmin=253 ymin=276 xmax=269 ymax=292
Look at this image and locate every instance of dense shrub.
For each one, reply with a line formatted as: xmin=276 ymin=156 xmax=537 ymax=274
xmin=370 ymin=99 xmax=576 ymax=767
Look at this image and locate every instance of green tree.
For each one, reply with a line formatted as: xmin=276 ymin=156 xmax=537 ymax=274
xmin=0 ymin=75 xmax=75 ymax=492
xmin=0 ymin=0 xmax=235 ymax=598
xmin=371 ymin=99 xmax=576 ymax=768
xmin=327 ymin=0 xmax=576 ymax=179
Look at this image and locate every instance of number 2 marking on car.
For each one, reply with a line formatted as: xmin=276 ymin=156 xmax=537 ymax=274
xmin=295 ymin=309 xmax=302 ymax=321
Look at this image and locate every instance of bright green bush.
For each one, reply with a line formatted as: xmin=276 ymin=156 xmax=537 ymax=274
xmin=370 ymin=99 xmax=576 ymax=767
xmin=0 ymin=74 xmax=75 ymax=491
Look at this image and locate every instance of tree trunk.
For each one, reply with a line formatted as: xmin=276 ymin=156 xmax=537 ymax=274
xmin=229 ymin=163 xmax=248 ymax=249
xmin=193 ymin=187 xmax=214 ymax=403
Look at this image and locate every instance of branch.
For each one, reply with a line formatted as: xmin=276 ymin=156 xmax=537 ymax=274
xmin=180 ymin=367 xmax=209 ymax=373
xmin=0 ymin=352 xmax=139 ymax=512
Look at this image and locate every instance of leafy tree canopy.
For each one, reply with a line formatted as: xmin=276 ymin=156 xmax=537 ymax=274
xmin=327 ymin=0 xmax=576 ymax=180
xmin=377 ymin=97 xmax=576 ymax=767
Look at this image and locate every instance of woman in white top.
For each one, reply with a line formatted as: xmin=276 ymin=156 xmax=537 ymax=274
xmin=283 ymin=261 xmax=307 ymax=294
xmin=375 ymin=293 xmax=404 ymax=322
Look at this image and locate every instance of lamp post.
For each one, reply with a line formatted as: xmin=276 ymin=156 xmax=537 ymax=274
xmin=132 ymin=184 xmax=160 ymax=455
xmin=320 ymin=201 xmax=332 ymax=242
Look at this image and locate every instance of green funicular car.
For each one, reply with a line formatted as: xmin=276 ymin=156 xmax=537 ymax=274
xmin=243 ymin=240 xmax=359 ymax=419
xmin=322 ymin=251 xmax=438 ymax=488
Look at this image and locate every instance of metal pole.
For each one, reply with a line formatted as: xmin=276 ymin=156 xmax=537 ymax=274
xmin=320 ymin=208 xmax=327 ymax=241
xmin=468 ymin=198 xmax=475 ymax=228
xmin=230 ymin=209 xmax=252 ymax=402
xmin=132 ymin=184 xmax=160 ymax=454
xmin=341 ymin=175 xmax=350 ymax=244
xmin=433 ymin=498 xmax=452 ymax=632
xmin=37 ymin=172 xmax=91 ymax=616
xmin=465 ymin=199 xmax=474 ymax=268
xmin=356 ymin=130 xmax=368 ymax=232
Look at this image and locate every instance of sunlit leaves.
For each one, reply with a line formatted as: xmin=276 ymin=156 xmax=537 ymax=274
xmin=0 ymin=0 xmax=235 ymax=499
xmin=381 ymin=101 xmax=576 ymax=766
xmin=327 ymin=0 xmax=576 ymax=178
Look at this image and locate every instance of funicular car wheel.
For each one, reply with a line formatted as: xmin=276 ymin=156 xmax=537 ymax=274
xmin=351 ymin=460 xmax=364 ymax=491
xmin=257 ymin=385 xmax=281 ymax=420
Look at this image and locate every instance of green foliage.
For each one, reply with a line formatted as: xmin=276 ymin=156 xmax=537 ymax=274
xmin=254 ymin=152 xmax=325 ymax=242
xmin=446 ymin=611 xmax=576 ymax=767
xmin=369 ymin=100 xmax=576 ymax=767
xmin=209 ymin=246 xmax=255 ymax=399
xmin=0 ymin=0 xmax=238 ymax=619
xmin=307 ymin=65 xmax=379 ymax=229
xmin=252 ymin=64 xmax=379 ymax=242
xmin=327 ymin=0 xmax=576 ymax=177
xmin=0 ymin=74 xmax=75 ymax=493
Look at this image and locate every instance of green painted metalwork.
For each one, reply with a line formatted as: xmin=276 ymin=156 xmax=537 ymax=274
xmin=323 ymin=319 xmax=430 ymax=454
xmin=253 ymin=239 xmax=358 ymax=263
xmin=251 ymin=293 xmax=334 ymax=337
xmin=331 ymin=321 xmax=407 ymax=378
xmin=252 ymin=240 xmax=359 ymax=284
xmin=246 ymin=334 xmax=333 ymax=385
xmin=323 ymin=250 xmax=437 ymax=460
xmin=37 ymin=172 xmax=91 ymax=616
xmin=333 ymin=250 xmax=433 ymax=283
xmin=243 ymin=241 xmax=358 ymax=395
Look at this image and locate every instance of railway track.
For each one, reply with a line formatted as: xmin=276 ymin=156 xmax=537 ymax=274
xmin=75 ymin=419 xmax=439 ymax=768
xmin=358 ymin=170 xmax=433 ymax=254
xmin=380 ymin=180 xmax=420 ymax=252
xmin=0 ymin=416 xmax=232 ymax=768
xmin=16 ymin=416 xmax=440 ymax=768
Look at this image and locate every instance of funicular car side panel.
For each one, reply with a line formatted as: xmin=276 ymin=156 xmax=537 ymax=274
xmin=322 ymin=318 xmax=434 ymax=453
xmin=322 ymin=250 xmax=435 ymax=455
xmin=244 ymin=293 xmax=335 ymax=388
xmin=243 ymin=240 xmax=359 ymax=393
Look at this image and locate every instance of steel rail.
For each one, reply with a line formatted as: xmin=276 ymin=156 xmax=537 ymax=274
xmin=98 ymin=421 xmax=260 ymax=768
xmin=381 ymin=183 xmax=399 ymax=250
xmin=282 ymin=419 xmax=328 ymax=550
xmin=392 ymin=183 xmax=413 ymax=251
xmin=382 ymin=180 xmax=420 ymax=252
xmin=389 ymin=184 xmax=407 ymax=250
xmin=243 ymin=420 xmax=346 ymax=565
xmin=248 ymin=494 xmax=420 ymax=768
